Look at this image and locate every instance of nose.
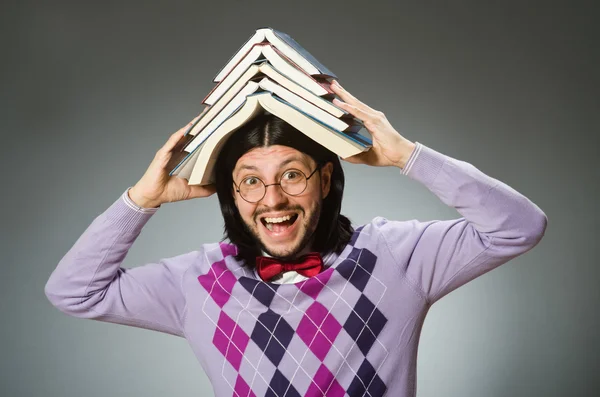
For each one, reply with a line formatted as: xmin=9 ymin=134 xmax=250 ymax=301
xmin=260 ymin=183 xmax=288 ymax=207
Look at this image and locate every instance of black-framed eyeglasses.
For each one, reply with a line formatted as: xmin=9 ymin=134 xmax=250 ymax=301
xmin=233 ymin=165 xmax=321 ymax=203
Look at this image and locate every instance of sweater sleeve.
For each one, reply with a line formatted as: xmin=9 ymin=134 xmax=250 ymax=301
xmin=44 ymin=187 xmax=196 ymax=338
xmin=376 ymin=142 xmax=548 ymax=305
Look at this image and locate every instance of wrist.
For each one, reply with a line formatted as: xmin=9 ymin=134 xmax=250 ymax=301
xmin=394 ymin=139 xmax=417 ymax=169
xmin=128 ymin=187 xmax=161 ymax=209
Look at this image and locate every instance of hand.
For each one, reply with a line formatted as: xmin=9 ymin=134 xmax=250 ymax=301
xmin=129 ymin=114 xmax=217 ymax=208
xmin=331 ymin=80 xmax=416 ymax=168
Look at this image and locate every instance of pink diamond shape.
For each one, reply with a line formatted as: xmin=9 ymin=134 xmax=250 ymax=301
xmin=297 ymin=301 xmax=342 ymax=361
xmin=233 ymin=374 xmax=256 ymax=397
xmin=198 ymin=260 xmax=237 ymax=307
xmin=212 ymin=311 xmax=249 ymax=371
xmin=297 ymin=268 xmax=333 ymax=299
xmin=306 ymin=364 xmax=345 ymax=397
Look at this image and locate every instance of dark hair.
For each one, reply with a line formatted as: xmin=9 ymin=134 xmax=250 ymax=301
xmin=214 ymin=112 xmax=354 ymax=268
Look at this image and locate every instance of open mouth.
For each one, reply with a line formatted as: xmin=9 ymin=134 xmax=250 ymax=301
xmin=260 ymin=213 xmax=299 ymax=234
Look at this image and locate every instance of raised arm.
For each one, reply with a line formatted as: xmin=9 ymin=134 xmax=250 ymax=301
xmin=44 ymin=189 xmax=196 ymax=337
xmin=376 ymin=143 xmax=547 ymax=304
xmin=330 ymin=80 xmax=547 ymax=305
xmin=45 ymin=113 xmax=217 ymax=336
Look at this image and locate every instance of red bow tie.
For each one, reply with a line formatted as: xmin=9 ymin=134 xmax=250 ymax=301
xmin=256 ymin=252 xmax=324 ymax=282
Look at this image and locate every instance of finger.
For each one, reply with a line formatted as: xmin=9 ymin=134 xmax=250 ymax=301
xmin=161 ymin=129 xmax=188 ymax=153
xmin=180 ymin=112 xmax=204 ymax=134
xmin=333 ymin=98 xmax=376 ymax=123
xmin=331 ymin=80 xmax=378 ymax=113
xmin=174 ymin=111 xmax=205 ymax=138
xmin=162 ymin=114 xmax=203 ymax=152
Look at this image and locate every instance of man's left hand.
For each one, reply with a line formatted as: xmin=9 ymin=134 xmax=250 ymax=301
xmin=331 ymin=80 xmax=416 ymax=169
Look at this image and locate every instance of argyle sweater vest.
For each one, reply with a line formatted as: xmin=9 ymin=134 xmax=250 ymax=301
xmin=44 ymin=142 xmax=547 ymax=397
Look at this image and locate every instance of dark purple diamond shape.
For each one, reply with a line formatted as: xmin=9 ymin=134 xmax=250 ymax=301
xmin=239 ymin=277 xmax=279 ymax=307
xmin=349 ymin=225 xmax=364 ymax=246
xmin=336 ymin=259 xmax=370 ymax=292
xmin=265 ymin=369 xmax=301 ymax=397
xmin=354 ymin=295 xmax=387 ymax=337
xmin=250 ymin=309 xmax=294 ymax=366
xmin=347 ymin=359 xmax=387 ymax=397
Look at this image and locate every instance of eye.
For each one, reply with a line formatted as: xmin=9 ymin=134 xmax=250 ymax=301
xmin=242 ymin=177 xmax=260 ymax=185
xmin=282 ymin=170 xmax=301 ymax=180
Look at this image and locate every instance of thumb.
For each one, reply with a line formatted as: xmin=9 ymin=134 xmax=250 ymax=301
xmin=188 ymin=183 xmax=217 ymax=198
xmin=342 ymin=151 xmax=369 ymax=164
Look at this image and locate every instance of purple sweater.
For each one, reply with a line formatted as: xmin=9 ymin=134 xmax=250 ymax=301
xmin=44 ymin=142 xmax=547 ymax=397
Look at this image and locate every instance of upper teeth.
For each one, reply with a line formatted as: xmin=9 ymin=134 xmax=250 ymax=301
xmin=264 ymin=215 xmax=293 ymax=223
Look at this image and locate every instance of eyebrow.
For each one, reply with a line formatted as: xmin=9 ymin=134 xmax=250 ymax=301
xmin=235 ymin=156 xmax=307 ymax=177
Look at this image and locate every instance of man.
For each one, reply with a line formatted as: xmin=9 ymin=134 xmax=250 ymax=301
xmin=45 ymin=80 xmax=547 ymax=397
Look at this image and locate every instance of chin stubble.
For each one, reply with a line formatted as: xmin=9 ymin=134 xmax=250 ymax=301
xmin=252 ymin=200 xmax=322 ymax=260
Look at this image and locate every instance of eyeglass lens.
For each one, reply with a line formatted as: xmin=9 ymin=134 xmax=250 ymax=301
xmin=239 ymin=169 xmax=308 ymax=202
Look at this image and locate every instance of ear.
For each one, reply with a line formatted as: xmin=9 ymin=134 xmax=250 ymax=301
xmin=231 ymin=184 xmax=238 ymax=206
xmin=320 ymin=162 xmax=334 ymax=199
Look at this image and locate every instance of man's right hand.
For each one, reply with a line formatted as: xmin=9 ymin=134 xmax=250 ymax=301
xmin=128 ymin=114 xmax=217 ymax=209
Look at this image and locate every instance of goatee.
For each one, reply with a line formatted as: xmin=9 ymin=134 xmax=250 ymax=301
xmin=251 ymin=200 xmax=322 ymax=260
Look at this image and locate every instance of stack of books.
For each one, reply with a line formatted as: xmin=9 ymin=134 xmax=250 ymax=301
xmin=169 ymin=27 xmax=372 ymax=186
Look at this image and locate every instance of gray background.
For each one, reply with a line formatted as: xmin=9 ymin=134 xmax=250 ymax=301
xmin=2 ymin=0 xmax=598 ymax=396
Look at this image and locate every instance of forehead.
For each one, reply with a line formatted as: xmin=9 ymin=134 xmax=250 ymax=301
xmin=233 ymin=145 xmax=313 ymax=175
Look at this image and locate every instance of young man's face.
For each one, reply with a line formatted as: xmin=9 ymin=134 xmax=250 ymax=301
xmin=232 ymin=145 xmax=333 ymax=259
